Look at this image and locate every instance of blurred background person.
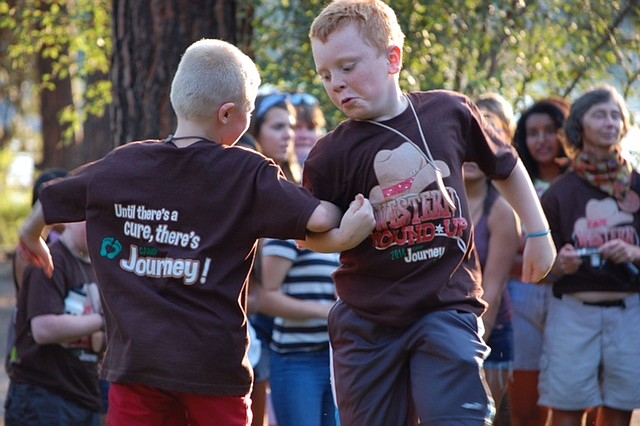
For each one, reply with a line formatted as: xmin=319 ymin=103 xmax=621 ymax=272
xmin=540 ymin=85 xmax=640 ymax=426
xmin=5 ymin=221 xmax=105 ymax=425
xmin=258 ymin=236 xmax=339 ymax=426
xmin=256 ymin=91 xmax=339 ymax=426
xmin=248 ymin=91 xmax=301 ymax=183
xmin=509 ymin=97 xmax=570 ymax=426
xmin=244 ymin=90 xmax=299 ymax=426
xmin=289 ymin=92 xmax=326 ymax=167
xmin=463 ymin=160 xmax=520 ymax=426
xmin=12 ymin=169 xmax=69 ymax=294
xmin=475 ymin=93 xmax=520 ymax=424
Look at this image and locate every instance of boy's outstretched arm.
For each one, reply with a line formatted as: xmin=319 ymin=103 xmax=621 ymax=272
xmin=18 ymin=201 xmax=54 ymax=278
xmin=492 ymin=160 xmax=556 ymax=283
xmin=301 ymin=194 xmax=375 ymax=253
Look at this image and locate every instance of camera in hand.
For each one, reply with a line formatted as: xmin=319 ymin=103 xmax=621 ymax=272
xmin=576 ymin=246 xmax=640 ymax=286
xmin=576 ymin=247 xmax=603 ymax=268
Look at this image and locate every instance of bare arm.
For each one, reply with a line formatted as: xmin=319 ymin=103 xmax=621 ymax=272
xmin=258 ymin=254 xmax=331 ymax=319
xmin=306 ymin=201 xmax=342 ymax=232
xmin=18 ymin=201 xmax=54 ymax=278
xmin=481 ymin=198 xmax=521 ymax=338
xmin=246 ymin=273 xmax=262 ymax=315
xmin=302 ymin=194 xmax=375 ymax=253
xmin=492 ymin=160 xmax=556 ymax=282
xmin=31 ymin=313 xmax=103 ymax=345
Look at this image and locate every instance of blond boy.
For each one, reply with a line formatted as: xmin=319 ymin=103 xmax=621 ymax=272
xmin=18 ymin=39 xmax=374 ymax=425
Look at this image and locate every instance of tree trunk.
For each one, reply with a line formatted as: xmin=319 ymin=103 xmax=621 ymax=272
xmin=111 ymin=0 xmax=241 ymax=146
xmin=36 ymin=1 xmax=113 ymax=171
xmin=37 ymin=54 xmax=76 ymax=170
xmin=80 ymin=72 xmax=114 ymax=164
xmin=37 ymin=58 xmax=112 ymax=171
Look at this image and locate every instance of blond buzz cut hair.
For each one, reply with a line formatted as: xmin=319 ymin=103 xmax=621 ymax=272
xmin=170 ymin=39 xmax=261 ymax=121
xmin=309 ymin=0 xmax=405 ymax=57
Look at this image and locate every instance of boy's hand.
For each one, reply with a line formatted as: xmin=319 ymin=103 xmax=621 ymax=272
xmin=521 ymin=234 xmax=556 ymax=283
xmin=18 ymin=235 xmax=53 ymax=278
xmin=337 ymin=194 xmax=375 ymax=249
xmin=299 ymin=194 xmax=375 ymax=253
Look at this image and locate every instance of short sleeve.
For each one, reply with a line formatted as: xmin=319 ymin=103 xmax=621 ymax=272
xmin=261 ymin=239 xmax=298 ymax=262
xmin=39 ymin=163 xmax=96 ymax=224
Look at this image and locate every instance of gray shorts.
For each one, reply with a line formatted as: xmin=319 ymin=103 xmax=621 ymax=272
xmin=539 ymin=293 xmax=640 ymax=411
xmin=508 ymin=280 xmax=552 ymax=370
xmin=329 ymin=301 xmax=493 ymax=426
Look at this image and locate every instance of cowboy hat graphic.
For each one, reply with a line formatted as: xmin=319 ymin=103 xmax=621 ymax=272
xmin=369 ymin=142 xmax=451 ymax=205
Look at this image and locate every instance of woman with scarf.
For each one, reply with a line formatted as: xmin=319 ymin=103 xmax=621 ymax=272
xmin=539 ymin=85 xmax=640 ymax=426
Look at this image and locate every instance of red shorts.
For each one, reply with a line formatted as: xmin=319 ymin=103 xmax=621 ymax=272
xmin=108 ymin=383 xmax=251 ymax=426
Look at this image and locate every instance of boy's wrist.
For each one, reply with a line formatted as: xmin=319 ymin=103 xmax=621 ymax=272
xmin=525 ymin=229 xmax=551 ymax=239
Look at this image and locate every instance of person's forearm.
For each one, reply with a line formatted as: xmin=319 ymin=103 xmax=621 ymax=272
xmin=259 ymin=290 xmax=330 ymax=319
xmin=492 ymin=161 xmax=549 ymax=234
xmin=303 ymin=195 xmax=375 ymax=252
xmin=480 ymin=271 xmax=510 ymax=339
xmin=301 ymin=228 xmax=367 ymax=253
xmin=481 ymin=289 xmax=500 ymax=339
xmin=18 ymin=201 xmax=55 ymax=277
xmin=20 ymin=201 xmax=47 ymax=242
xmin=495 ymin=163 xmax=556 ymax=282
xmin=31 ymin=313 xmax=104 ymax=345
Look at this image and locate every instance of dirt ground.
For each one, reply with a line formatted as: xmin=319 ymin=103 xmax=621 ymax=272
xmin=0 ymin=258 xmax=637 ymax=425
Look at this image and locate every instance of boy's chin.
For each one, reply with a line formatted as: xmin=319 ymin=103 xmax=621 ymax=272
xmin=343 ymin=110 xmax=370 ymax=121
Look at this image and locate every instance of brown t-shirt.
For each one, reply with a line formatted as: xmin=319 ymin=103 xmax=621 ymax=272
xmin=39 ymin=139 xmax=320 ymax=396
xmin=542 ymin=170 xmax=640 ymax=295
xmin=303 ymin=90 xmax=518 ymax=327
xmin=11 ymin=240 xmax=101 ymax=411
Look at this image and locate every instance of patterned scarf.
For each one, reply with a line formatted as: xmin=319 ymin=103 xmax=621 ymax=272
xmin=572 ymin=148 xmax=633 ymax=204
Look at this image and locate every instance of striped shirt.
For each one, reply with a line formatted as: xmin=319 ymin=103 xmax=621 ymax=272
xmin=262 ymin=239 xmax=339 ymax=353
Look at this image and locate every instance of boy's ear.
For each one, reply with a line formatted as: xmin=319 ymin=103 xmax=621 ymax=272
xmin=217 ymin=102 xmax=236 ymax=124
xmin=387 ymin=45 xmax=402 ymax=74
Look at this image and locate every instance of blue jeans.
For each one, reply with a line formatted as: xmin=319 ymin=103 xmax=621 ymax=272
xmin=269 ymin=348 xmax=338 ymax=426
xmin=5 ymin=381 xmax=100 ymax=426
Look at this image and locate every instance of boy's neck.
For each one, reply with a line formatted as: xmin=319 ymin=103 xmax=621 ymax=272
xmin=392 ymin=94 xmax=410 ymax=118
xmin=376 ymin=92 xmax=409 ymax=122
xmin=171 ymin=122 xmax=217 ymax=147
xmin=168 ymin=135 xmax=212 ymax=147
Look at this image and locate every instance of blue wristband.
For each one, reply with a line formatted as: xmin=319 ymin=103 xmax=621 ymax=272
xmin=526 ymin=229 xmax=551 ymax=238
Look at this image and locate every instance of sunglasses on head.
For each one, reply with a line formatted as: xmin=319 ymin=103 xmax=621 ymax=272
xmin=290 ymin=93 xmax=318 ymax=106
xmin=255 ymin=93 xmax=289 ymax=119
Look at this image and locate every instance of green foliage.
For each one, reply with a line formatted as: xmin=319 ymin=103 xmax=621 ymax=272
xmin=254 ymin=0 xmax=640 ymax=124
xmin=254 ymin=4 xmax=326 ymax=89
xmin=0 ymin=0 xmax=113 ymax=144
xmin=1 ymin=0 xmax=638 ymax=146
